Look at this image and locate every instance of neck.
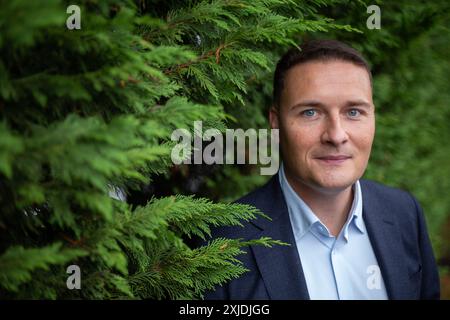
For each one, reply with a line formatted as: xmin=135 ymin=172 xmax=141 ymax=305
xmin=285 ymin=173 xmax=354 ymax=237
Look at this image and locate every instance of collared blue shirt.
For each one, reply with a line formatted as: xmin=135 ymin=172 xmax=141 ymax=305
xmin=278 ymin=164 xmax=388 ymax=300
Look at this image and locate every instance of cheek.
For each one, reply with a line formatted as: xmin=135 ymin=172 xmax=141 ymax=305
xmin=284 ymin=121 xmax=317 ymax=151
xmin=351 ymin=126 xmax=375 ymax=155
xmin=349 ymin=121 xmax=375 ymax=152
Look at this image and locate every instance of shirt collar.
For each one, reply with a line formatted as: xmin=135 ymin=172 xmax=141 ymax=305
xmin=278 ymin=163 xmax=365 ymax=241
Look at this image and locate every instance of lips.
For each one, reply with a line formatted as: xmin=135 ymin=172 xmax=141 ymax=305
xmin=315 ymin=155 xmax=351 ymax=164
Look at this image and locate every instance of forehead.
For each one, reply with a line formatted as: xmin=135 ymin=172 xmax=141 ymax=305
xmin=281 ymin=60 xmax=372 ymax=104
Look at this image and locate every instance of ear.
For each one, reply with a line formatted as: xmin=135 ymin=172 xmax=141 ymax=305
xmin=269 ymin=105 xmax=280 ymax=129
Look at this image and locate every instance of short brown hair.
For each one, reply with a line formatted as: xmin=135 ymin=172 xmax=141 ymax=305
xmin=273 ymin=39 xmax=372 ymax=108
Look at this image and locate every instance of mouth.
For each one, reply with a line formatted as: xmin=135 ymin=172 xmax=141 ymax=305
xmin=315 ymin=155 xmax=352 ymax=165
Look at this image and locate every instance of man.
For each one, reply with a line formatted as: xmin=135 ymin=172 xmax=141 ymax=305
xmin=205 ymin=39 xmax=440 ymax=300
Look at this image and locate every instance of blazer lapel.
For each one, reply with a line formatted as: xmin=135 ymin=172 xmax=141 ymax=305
xmin=249 ymin=175 xmax=309 ymax=300
xmin=360 ymin=180 xmax=411 ymax=299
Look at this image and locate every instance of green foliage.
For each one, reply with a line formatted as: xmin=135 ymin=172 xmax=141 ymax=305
xmin=129 ymin=236 xmax=286 ymax=299
xmin=0 ymin=243 xmax=87 ymax=292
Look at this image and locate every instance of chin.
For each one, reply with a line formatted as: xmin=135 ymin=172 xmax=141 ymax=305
xmin=314 ymin=175 xmax=357 ymax=192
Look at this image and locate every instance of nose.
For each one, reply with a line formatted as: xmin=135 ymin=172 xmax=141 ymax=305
xmin=321 ymin=114 xmax=349 ymax=146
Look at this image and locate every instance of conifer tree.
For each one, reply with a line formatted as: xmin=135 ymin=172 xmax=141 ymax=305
xmin=0 ymin=0 xmax=354 ymax=299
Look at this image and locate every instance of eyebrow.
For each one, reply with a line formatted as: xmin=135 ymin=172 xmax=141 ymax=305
xmin=289 ymin=99 xmax=373 ymax=110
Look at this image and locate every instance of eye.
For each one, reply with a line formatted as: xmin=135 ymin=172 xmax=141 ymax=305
xmin=347 ymin=109 xmax=361 ymax=118
xmin=301 ymin=109 xmax=317 ymax=117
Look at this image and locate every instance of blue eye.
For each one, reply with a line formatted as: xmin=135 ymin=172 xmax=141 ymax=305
xmin=302 ymin=109 xmax=317 ymax=117
xmin=348 ymin=109 xmax=361 ymax=117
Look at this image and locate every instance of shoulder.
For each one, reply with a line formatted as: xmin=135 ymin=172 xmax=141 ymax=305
xmin=235 ymin=175 xmax=278 ymax=207
xmin=360 ymin=178 xmax=422 ymax=225
xmin=360 ymin=179 xmax=415 ymax=202
xmin=360 ymin=179 xmax=418 ymax=205
xmin=208 ymin=175 xmax=281 ymax=241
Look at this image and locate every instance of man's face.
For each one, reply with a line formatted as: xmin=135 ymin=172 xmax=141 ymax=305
xmin=270 ymin=60 xmax=375 ymax=193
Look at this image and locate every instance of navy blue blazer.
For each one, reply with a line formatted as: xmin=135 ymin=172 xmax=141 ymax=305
xmin=204 ymin=174 xmax=440 ymax=300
